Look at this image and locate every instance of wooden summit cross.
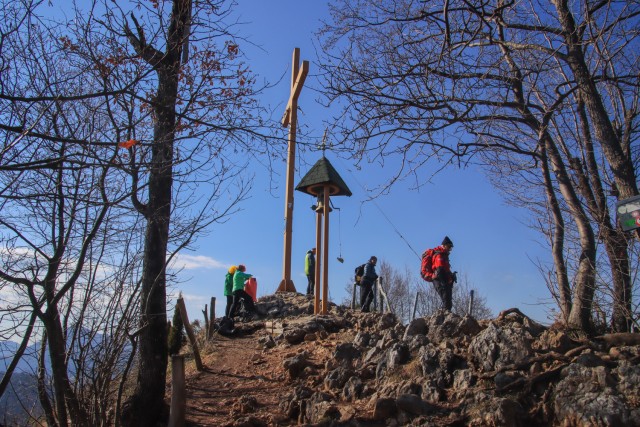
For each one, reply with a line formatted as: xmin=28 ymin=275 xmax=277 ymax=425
xmin=277 ymin=48 xmax=309 ymax=293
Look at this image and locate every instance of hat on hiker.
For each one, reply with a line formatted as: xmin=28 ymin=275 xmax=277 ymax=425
xmin=442 ymin=236 xmax=454 ymax=247
xmin=228 ymin=265 xmax=237 ymax=274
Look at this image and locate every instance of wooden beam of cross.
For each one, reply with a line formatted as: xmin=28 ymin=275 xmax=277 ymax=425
xmin=277 ymin=48 xmax=309 ymax=293
xmin=281 ymin=49 xmax=309 ymax=127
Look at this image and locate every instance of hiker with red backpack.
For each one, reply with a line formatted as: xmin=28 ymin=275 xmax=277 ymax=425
xmin=421 ymin=236 xmax=457 ymax=311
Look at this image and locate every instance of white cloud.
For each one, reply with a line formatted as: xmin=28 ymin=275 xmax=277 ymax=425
xmin=181 ymin=293 xmax=209 ymax=304
xmin=169 ymin=253 xmax=227 ymax=271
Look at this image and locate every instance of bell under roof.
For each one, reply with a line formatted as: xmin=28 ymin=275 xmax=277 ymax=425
xmin=295 ymin=156 xmax=352 ymax=197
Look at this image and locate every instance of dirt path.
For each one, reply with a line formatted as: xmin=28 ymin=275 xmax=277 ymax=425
xmin=182 ymin=325 xmax=292 ymax=426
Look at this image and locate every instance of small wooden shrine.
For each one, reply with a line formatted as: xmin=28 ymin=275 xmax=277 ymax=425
xmin=296 ymin=156 xmax=352 ymax=314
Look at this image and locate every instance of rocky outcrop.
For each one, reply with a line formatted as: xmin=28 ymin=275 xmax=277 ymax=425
xmin=251 ymin=294 xmax=640 ymax=426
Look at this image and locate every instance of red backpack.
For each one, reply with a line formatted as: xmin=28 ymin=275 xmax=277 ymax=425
xmin=420 ymin=249 xmax=438 ymax=282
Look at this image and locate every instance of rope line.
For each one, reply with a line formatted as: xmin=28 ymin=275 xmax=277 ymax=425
xmin=331 ymin=155 xmax=422 ymax=260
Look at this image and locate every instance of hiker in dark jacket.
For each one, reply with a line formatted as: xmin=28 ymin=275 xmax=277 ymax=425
xmin=360 ymin=256 xmax=378 ymax=312
xmin=432 ymin=236 xmax=455 ymax=311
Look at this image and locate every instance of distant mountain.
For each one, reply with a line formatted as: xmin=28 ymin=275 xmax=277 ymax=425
xmin=0 ymin=327 xmax=131 ymax=424
xmin=0 ymin=326 xmax=117 ymax=376
xmin=0 ymin=371 xmax=42 ymax=425
xmin=0 ymin=341 xmax=39 ymax=374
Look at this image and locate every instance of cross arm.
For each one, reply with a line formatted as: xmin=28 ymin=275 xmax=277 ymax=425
xmin=281 ymin=60 xmax=309 ymax=127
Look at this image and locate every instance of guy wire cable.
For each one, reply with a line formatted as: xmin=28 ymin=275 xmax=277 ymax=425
xmin=331 ymin=154 xmax=422 ymax=261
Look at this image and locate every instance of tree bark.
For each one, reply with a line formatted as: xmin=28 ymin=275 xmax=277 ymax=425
xmin=573 ymin=96 xmax=632 ymax=332
xmin=37 ymin=332 xmax=58 ymax=427
xmin=539 ymin=144 xmax=572 ymax=323
xmin=121 ymin=1 xmax=190 ymax=426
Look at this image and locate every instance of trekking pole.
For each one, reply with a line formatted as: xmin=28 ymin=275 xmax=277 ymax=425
xmin=351 ymin=283 xmax=357 ymax=310
xmin=373 ymin=278 xmax=378 ymax=312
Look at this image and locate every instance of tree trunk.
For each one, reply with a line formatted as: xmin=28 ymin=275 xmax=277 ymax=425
xmin=121 ymin=1 xmax=189 ymax=425
xmin=573 ymin=96 xmax=632 ymax=332
xmin=37 ymin=332 xmax=58 ymax=427
xmin=539 ymin=145 xmax=572 ymax=323
xmin=552 ymin=0 xmax=638 ymax=201
xmin=44 ymin=304 xmax=90 ymax=426
xmin=605 ymin=230 xmax=632 ymax=332
xmin=544 ymin=135 xmax=597 ymax=334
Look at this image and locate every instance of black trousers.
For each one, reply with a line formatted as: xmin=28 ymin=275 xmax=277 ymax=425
xmin=433 ymin=280 xmax=453 ymax=311
xmin=306 ymin=274 xmax=315 ymax=295
xmin=224 ymin=295 xmax=234 ymax=317
xmin=229 ymin=289 xmax=256 ymax=317
xmin=360 ymin=280 xmax=374 ymax=312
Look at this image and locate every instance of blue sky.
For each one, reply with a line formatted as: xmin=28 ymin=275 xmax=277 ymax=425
xmin=172 ymin=1 xmax=555 ymax=324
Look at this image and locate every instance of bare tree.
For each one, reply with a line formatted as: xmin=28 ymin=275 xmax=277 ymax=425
xmin=0 ymin=0 xmax=272 ymax=425
xmin=0 ymin=111 xmax=138 ymax=426
xmin=318 ymin=0 xmax=639 ymax=333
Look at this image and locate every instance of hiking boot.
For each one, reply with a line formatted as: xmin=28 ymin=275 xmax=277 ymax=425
xmin=247 ymin=312 xmax=264 ymax=321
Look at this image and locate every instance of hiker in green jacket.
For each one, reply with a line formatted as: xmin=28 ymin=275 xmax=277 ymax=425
xmin=305 ymin=248 xmax=316 ymax=295
xmin=229 ymin=264 xmax=258 ymax=318
xmin=224 ymin=265 xmax=237 ymax=317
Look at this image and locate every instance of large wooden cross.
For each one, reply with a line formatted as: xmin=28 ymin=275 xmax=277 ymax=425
xmin=277 ymin=48 xmax=309 ymax=293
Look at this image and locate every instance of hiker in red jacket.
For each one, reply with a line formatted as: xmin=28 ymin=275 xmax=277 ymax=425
xmin=432 ymin=236 xmax=456 ymax=311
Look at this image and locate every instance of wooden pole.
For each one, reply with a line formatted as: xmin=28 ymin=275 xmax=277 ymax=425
xmin=177 ymin=298 xmax=203 ymax=371
xmin=208 ymin=297 xmax=216 ymax=339
xmin=314 ymin=206 xmax=322 ymax=314
xmin=277 ymin=48 xmax=309 ymax=293
xmin=169 ymin=355 xmax=185 ymax=427
xmin=202 ymin=304 xmax=209 ymax=338
xmin=321 ymin=187 xmax=330 ymax=314
xmin=412 ymin=292 xmax=420 ymax=320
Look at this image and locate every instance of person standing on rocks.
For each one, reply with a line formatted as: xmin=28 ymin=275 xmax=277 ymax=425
xmin=305 ymin=247 xmax=316 ymax=295
xmin=360 ymin=256 xmax=378 ymax=312
xmin=229 ymin=264 xmax=258 ymax=318
xmin=224 ymin=265 xmax=238 ymax=317
xmin=432 ymin=236 xmax=456 ymax=311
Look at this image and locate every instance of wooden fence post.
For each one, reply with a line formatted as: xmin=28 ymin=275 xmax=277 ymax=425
xmin=177 ymin=297 xmax=204 ymax=371
xmin=169 ymin=355 xmax=185 ymax=427
xmin=468 ymin=290 xmax=475 ymax=316
xmin=202 ymin=303 xmax=209 ymax=338
xmin=208 ymin=297 xmax=216 ymax=339
xmin=412 ymin=292 xmax=420 ymax=321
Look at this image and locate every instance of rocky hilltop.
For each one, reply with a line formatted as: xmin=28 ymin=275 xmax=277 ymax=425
xmin=181 ymin=293 xmax=640 ymax=426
